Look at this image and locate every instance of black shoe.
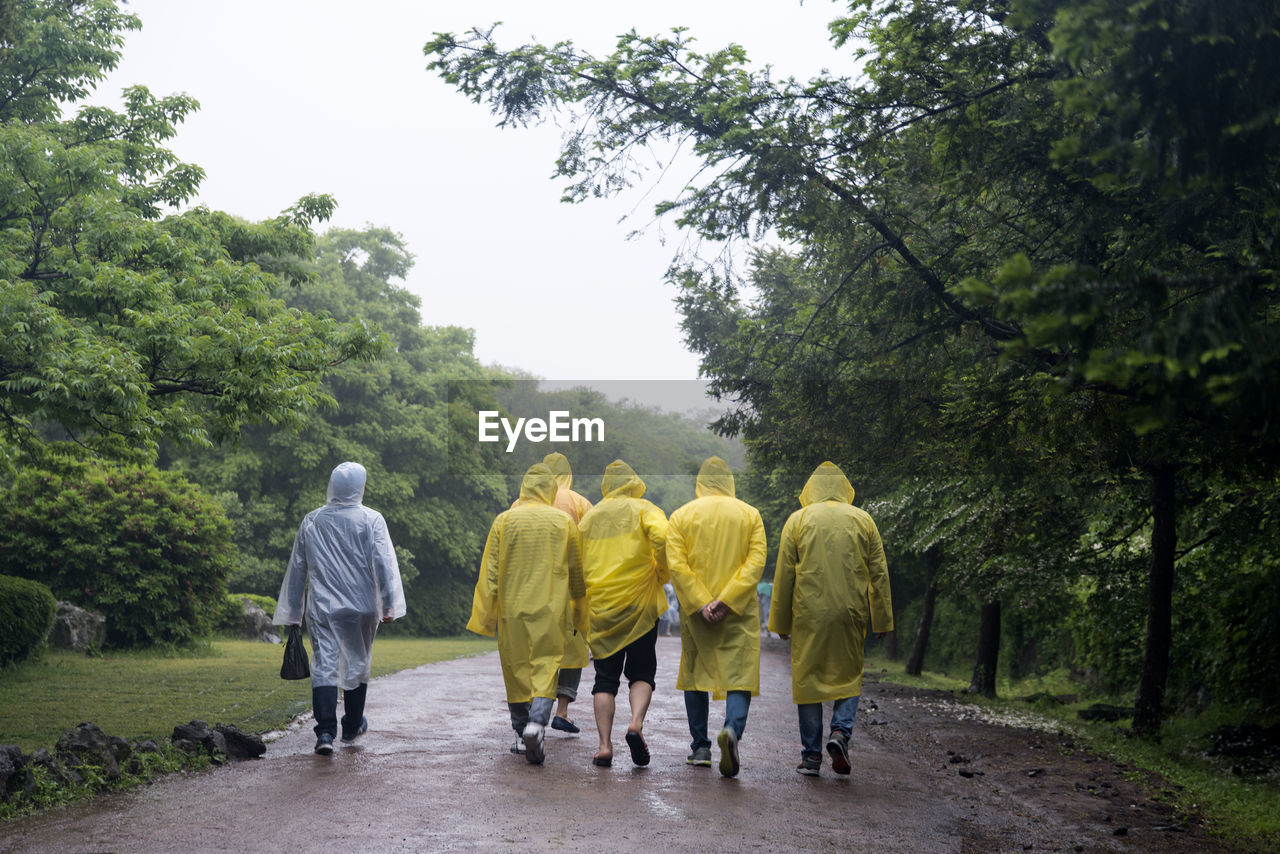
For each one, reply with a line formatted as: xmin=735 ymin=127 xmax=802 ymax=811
xmin=341 ymin=717 xmax=368 ymax=743
xmin=315 ymin=733 xmax=335 ymax=755
xmin=551 ymin=715 xmax=580 ymax=734
xmin=826 ymin=730 xmax=851 ymax=775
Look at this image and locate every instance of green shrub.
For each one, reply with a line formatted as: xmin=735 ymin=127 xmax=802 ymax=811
xmin=214 ymin=593 xmax=280 ymax=632
xmin=0 ymin=575 xmax=57 ymax=665
xmin=392 ymin=578 xmax=473 ymax=637
xmin=0 ymin=462 xmax=233 ymax=648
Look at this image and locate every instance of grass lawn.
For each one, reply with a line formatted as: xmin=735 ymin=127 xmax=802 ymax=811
xmin=0 ymin=636 xmax=496 ymax=753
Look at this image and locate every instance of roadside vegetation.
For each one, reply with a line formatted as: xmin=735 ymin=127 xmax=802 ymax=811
xmin=866 ymin=649 xmax=1280 ymax=851
xmin=0 ymin=636 xmax=495 ymax=822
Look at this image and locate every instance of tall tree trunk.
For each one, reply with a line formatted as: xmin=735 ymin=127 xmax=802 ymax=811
xmin=883 ymin=626 xmax=900 ymax=660
xmin=905 ymin=545 xmax=941 ymax=676
xmin=1133 ymin=463 xmax=1177 ymax=738
xmin=968 ymin=599 xmax=1001 ymax=698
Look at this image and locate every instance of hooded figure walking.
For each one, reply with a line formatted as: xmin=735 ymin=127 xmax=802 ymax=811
xmin=274 ymin=461 xmax=407 ymax=755
xmin=468 ymin=463 xmax=589 ymax=764
xmin=667 ymin=456 xmax=767 ymax=777
xmin=769 ymin=461 xmax=893 ymax=777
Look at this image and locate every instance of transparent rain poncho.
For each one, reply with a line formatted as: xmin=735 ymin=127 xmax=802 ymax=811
xmin=469 ymin=463 xmax=588 ymax=703
xmin=667 ymin=456 xmax=767 ymax=698
xmin=273 ymin=462 xmax=406 ymax=690
xmin=768 ymin=461 xmax=893 ymax=703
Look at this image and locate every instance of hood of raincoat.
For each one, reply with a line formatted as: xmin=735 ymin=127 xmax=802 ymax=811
xmin=326 ymin=461 xmax=367 ymax=506
xmin=694 ymin=456 xmax=735 ymax=499
xmin=601 ymin=459 xmax=645 ymax=499
xmin=518 ymin=463 xmax=558 ymax=505
xmin=798 ymin=461 xmax=855 ymax=507
xmin=543 ymin=452 xmax=575 ymax=491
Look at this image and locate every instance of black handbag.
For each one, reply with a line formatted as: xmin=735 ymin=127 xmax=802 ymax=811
xmin=280 ymin=624 xmax=311 ymax=680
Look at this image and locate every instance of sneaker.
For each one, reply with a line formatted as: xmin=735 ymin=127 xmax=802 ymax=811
xmin=341 ymin=717 xmax=368 ymax=743
xmin=314 ymin=733 xmax=335 ymax=756
xmin=686 ymin=746 xmax=712 ymax=767
xmin=551 ymin=715 xmax=580 ymax=734
xmin=510 ymin=737 xmax=526 ymax=755
xmin=716 ymin=727 xmax=739 ymax=778
xmin=826 ymin=730 xmax=851 ymax=775
xmin=796 ymin=755 xmax=821 ymax=776
xmin=522 ymin=722 xmax=545 ymax=765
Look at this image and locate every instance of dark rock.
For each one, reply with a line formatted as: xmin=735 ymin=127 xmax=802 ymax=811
xmin=1027 ymin=768 xmax=1046 ymax=777
xmin=1206 ymin=723 xmax=1280 ymax=757
xmin=0 ymin=744 xmax=25 ymax=799
xmin=133 ymin=739 xmax=160 ymax=754
xmin=236 ymin=598 xmax=281 ymax=644
xmin=29 ymin=748 xmax=78 ymax=787
xmin=215 ymin=724 xmax=266 ymax=759
xmin=107 ymin=735 xmax=132 ymax=764
xmin=172 ymin=720 xmax=213 ymax=743
xmin=55 ymin=723 xmax=121 ymax=780
xmin=46 ymin=601 xmax=106 ymax=653
xmin=1113 ymin=827 xmax=1129 ymax=837
xmin=1077 ymin=703 xmax=1133 ymax=722
xmin=172 ymin=720 xmax=227 ymax=761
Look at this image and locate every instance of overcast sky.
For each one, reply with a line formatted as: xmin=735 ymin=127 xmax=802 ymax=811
xmin=98 ymin=1 xmax=851 ymax=392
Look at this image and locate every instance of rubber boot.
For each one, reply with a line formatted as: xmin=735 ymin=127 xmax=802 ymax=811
xmin=341 ymin=683 xmax=368 ymax=740
xmin=312 ymin=685 xmax=339 ymax=739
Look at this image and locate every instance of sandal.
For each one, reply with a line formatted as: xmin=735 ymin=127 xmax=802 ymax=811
xmin=592 ymin=752 xmax=612 ymax=767
xmin=625 ymin=729 xmax=650 ymax=767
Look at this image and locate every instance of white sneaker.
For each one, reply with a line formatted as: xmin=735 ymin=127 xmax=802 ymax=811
xmin=510 ymin=737 xmax=526 ymax=755
xmin=522 ymin=722 xmax=545 ymax=764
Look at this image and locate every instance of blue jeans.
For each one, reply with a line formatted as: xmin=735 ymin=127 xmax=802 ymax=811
xmin=797 ymin=696 xmax=860 ymax=759
xmin=685 ymin=690 xmax=751 ymax=752
xmin=557 ymin=668 xmax=581 ymax=701
xmin=508 ymin=696 xmax=555 ymax=734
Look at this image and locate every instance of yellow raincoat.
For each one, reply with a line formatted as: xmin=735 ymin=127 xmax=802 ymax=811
xmin=667 ymin=457 xmax=767 ymax=698
xmin=769 ymin=462 xmax=893 ymax=703
xmin=579 ymin=460 xmax=669 ymax=660
xmin=468 ymin=464 xmax=588 ymax=703
xmin=509 ymin=452 xmax=593 ymax=669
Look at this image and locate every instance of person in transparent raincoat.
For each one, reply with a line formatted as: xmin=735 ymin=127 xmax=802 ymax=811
xmin=273 ymin=461 xmax=406 ymax=755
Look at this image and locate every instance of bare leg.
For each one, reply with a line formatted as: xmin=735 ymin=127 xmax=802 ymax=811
xmin=627 ymin=681 xmax=654 ymax=734
xmin=555 ymin=695 xmax=571 ymax=719
xmin=593 ymin=692 xmax=615 ymax=759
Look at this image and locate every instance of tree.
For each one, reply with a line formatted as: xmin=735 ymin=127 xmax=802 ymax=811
xmin=1 ymin=0 xmax=379 ymax=468
xmin=426 ymin=0 xmax=1280 ymax=733
xmin=165 ymin=227 xmax=509 ymax=636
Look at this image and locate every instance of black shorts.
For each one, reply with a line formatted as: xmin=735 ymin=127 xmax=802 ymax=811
xmin=591 ymin=621 xmax=659 ymax=695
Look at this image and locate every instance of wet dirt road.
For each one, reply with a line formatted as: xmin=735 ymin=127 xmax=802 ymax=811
xmin=1 ymin=637 xmax=1230 ymax=853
